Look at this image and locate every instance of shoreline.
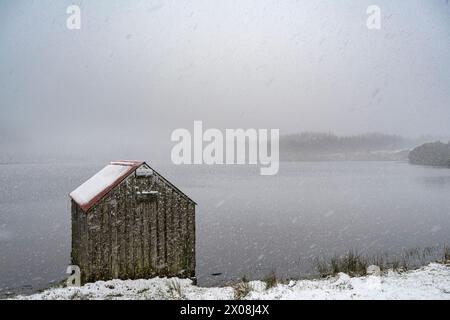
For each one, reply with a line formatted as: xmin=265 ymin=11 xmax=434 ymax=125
xmin=10 ymin=262 xmax=450 ymax=300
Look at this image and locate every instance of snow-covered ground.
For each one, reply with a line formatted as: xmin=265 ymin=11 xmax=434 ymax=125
xmin=12 ymin=263 xmax=450 ymax=300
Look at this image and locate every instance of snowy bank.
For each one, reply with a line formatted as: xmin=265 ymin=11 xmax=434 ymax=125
xmin=13 ymin=263 xmax=450 ymax=300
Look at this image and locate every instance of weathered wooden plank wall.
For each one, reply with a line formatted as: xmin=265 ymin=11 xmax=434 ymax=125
xmin=71 ymin=169 xmax=196 ymax=284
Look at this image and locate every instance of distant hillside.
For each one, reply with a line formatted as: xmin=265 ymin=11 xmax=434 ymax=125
xmin=280 ymin=132 xmax=415 ymax=161
xmin=409 ymin=142 xmax=450 ymax=167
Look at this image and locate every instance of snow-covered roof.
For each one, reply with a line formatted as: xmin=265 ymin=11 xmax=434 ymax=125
xmin=70 ymin=161 xmax=144 ymax=212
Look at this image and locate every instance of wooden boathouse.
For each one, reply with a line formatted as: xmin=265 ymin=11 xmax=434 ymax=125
xmin=69 ymin=160 xmax=196 ymax=284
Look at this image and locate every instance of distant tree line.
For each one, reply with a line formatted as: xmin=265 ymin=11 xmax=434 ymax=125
xmin=280 ymin=132 xmax=412 ymax=154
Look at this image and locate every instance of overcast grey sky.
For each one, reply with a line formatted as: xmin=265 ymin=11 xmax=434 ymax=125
xmin=0 ymin=0 xmax=449 ymax=160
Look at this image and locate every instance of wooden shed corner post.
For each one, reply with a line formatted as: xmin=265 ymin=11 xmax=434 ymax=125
xmin=70 ymin=200 xmax=89 ymax=284
xmin=70 ymin=200 xmax=79 ymax=272
xmin=189 ymin=202 xmax=196 ymax=279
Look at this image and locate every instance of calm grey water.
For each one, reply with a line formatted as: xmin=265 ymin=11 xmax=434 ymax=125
xmin=1 ymin=161 xmax=450 ymax=294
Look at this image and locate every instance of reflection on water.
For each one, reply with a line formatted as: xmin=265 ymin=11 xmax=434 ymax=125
xmin=1 ymin=161 xmax=450 ymax=294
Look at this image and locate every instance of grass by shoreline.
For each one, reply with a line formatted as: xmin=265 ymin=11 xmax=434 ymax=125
xmin=314 ymin=246 xmax=450 ymax=278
